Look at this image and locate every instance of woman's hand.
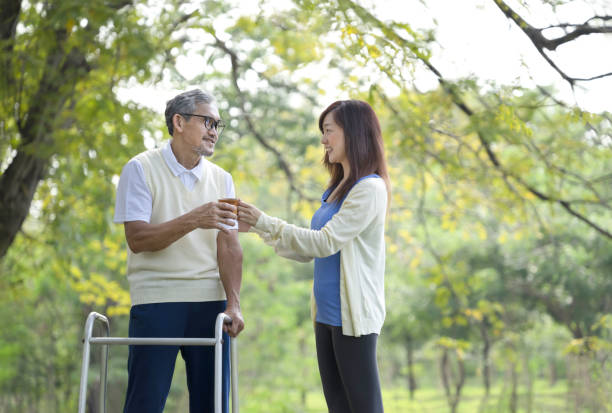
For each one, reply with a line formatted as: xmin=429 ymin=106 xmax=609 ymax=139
xmin=238 ymin=201 xmax=263 ymax=227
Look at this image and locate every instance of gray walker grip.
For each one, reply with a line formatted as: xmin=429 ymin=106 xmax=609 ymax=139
xmin=77 ymin=311 xmax=239 ymax=413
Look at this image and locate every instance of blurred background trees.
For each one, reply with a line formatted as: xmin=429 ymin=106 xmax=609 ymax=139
xmin=1 ymin=0 xmax=610 ymax=411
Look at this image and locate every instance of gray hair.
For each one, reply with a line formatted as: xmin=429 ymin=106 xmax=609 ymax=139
xmin=164 ymin=89 xmax=216 ymax=136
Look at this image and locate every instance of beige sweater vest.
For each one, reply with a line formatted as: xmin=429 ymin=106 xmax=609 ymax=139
xmin=126 ymin=148 xmax=230 ymax=305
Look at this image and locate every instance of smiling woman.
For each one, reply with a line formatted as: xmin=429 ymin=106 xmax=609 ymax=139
xmin=237 ymin=99 xmax=391 ymax=413
xmin=321 ymin=112 xmax=347 ymax=171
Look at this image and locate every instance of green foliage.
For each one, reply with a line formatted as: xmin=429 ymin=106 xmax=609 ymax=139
xmin=0 ymin=235 xmax=84 ymax=412
xmin=1 ymin=0 xmax=612 ymax=412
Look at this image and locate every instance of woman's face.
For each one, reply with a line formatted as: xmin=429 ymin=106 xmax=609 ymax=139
xmin=321 ymin=112 xmax=347 ymax=166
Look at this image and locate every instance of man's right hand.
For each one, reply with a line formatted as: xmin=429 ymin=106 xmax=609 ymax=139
xmin=192 ymin=202 xmax=237 ymax=233
xmin=124 ymin=203 xmax=237 ymax=253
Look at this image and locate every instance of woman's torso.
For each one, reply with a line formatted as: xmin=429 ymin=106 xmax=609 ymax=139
xmin=311 ymin=174 xmax=381 ymax=326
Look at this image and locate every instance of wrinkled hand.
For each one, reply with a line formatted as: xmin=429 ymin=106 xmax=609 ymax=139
xmin=191 ymin=202 xmax=237 ymax=233
xmin=223 ymin=305 xmax=245 ymax=337
xmin=237 ymin=201 xmax=262 ymax=227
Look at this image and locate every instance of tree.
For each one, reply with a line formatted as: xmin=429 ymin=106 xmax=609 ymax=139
xmin=0 ymin=0 xmax=195 ymax=260
xmin=492 ymin=0 xmax=612 ymax=85
xmin=296 ymin=0 xmax=611 ymax=239
xmin=2 ymin=1 xmax=611 ymax=411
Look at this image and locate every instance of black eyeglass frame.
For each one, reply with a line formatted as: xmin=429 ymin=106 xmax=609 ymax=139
xmin=179 ymin=113 xmax=226 ymax=135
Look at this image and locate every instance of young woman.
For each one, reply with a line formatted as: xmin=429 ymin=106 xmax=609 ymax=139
xmin=238 ymin=99 xmax=390 ymax=413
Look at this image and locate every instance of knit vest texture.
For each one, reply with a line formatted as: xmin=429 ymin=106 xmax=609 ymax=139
xmin=126 ymin=148 xmax=230 ymax=305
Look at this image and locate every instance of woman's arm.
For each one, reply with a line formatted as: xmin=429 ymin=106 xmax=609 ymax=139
xmin=240 ymin=178 xmax=386 ymax=259
xmin=249 ymin=225 xmax=313 ymax=262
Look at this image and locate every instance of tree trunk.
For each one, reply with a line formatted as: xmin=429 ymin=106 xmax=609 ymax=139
xmin=0 ymin=0 xmax=138 ymax=260
xmin=86 ymin=380 xmax=100 ymax=413
xmin=440 ymin=348 xmax=466 ymax=413
xmin=480 ymin=324 xmax=491 ymax=396
xmin=0 ymin=0 xmax=21 ymax=44
xmin=509 ymin=363 xmax=518 ymax=413
xmin=549 ymin=359 xmax=557 ymax=385
xmin=406 ymin=337 xmax=417 ymax=399
xmin=0 ymin=151 xmax=47 ymax=257
xmin=0 ymin=10 xmax=91 ymax=259
xmin=478 ymin=325 xmax=491 ymax=413
xmin=524 ymin=354 xmax=533 ymax=413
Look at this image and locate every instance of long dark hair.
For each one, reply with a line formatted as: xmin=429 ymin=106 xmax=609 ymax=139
xmin=318 ymin=100 xmax=390 ymax=204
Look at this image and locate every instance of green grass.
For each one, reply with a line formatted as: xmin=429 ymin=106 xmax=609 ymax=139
xmin=168 ymin=371 xmax=579 ymax=413
xmin=300 ymin=380 xmax=569 ymax=413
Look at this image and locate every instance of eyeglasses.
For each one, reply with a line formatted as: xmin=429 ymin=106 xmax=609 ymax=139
xmin=180 ymin=113 xmax=226 ymax=135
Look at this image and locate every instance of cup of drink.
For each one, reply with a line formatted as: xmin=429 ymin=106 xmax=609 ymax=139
xmin=219 ymin=198 xmax=240 ymax=218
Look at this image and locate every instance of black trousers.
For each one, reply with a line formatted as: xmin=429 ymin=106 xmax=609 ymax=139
xmin=315 ymin=322 xmax=384 ymax=413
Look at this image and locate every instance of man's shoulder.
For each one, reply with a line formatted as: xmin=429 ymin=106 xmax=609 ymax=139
xmin=133 ymin=147 xmax=162 ymax=161
xmin=202 ymin=158 xmax=231 ymax=178
xmin=131 ymin=147 xmax=164 ymax=170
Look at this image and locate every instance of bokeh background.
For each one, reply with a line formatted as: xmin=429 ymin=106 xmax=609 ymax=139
xmin=1 ymin=0 xmax=611 ymax=412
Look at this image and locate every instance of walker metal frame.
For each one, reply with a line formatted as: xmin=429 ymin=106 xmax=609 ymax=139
xmin=77 ymin=311 xmax=238 ymax=413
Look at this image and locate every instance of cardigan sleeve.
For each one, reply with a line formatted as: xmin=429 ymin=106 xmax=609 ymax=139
xmin=252 ymin=178 xmax=386 ymax=259
xmin=249 ymin=225 xmax=313 ymax=262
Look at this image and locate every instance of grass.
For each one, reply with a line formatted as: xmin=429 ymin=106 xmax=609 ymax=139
xmin=166 ymin=364 xmax=580 ymax=413
xmin=300 ymin=380 xmax=569 ymax=413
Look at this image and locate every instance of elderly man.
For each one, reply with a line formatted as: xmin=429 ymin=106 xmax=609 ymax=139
xmin=114 ymin=89 xmax=244 ymax=413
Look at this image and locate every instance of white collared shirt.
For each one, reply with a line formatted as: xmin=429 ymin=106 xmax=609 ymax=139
xmin=114 ymin=140 xmax=236 ymax=225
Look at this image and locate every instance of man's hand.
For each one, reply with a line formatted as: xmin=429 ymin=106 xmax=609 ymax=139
xmin=192 ymin=202 xmax=237 ymax=233
xmin=223 ymin=305 xmax=245 ymax=337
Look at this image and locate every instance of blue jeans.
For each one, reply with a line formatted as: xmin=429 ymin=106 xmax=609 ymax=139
xmin=123 ymin=301 xmax=230 ymax=413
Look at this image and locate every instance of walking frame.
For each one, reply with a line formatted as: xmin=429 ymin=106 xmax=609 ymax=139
xmin=77 ymin=312 xmax=239 ymax=413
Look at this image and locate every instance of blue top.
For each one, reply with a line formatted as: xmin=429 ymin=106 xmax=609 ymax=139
xmin=311 ymin=174 xmax=380 ymax=326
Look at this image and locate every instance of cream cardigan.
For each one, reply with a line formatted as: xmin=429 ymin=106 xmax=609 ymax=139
xmin=251 ymin=177 xmax=387 ymax=337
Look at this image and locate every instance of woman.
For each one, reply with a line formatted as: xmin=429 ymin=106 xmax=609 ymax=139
xmin=238 ymin=100 xmax=390 ymax=413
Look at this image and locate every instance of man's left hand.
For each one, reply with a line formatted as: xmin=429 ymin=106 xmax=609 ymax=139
xmin=223 ymin=305 xmax=245 ymax=337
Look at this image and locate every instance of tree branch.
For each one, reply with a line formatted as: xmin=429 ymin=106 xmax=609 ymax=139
xmin=212 ymin=36 xmax=317 ymax=202
xmin=519 ymin=280 xmax=583 ymax=338
xmin=542 ymin=17 xmax=612 ymax=49
xmin=491 ymin=0 xmax=612 ymax=84
xmin=342 ymin=0 xmax=612 ymax=239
